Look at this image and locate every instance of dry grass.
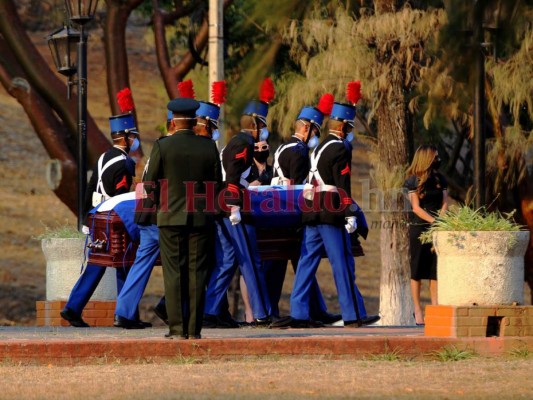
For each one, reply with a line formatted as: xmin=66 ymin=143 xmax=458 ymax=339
xmin=0 ymin=358 xmax=532 ymax=399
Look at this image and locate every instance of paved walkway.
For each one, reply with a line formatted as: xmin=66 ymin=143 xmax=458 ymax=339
xmin=0 ymin=325 xmax=422 ymax=340
xmin=2 ymin=325 xmax=531 ymax=364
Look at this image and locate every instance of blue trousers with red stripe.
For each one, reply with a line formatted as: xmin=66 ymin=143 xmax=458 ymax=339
xmin=290 ymin=224 xmax=366 ymax=322
xmin=204 ymin=219 xmax=271 ymax=320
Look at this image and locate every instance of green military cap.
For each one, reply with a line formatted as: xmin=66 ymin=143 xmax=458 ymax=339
xmin=167 ymin=98 xmax=200 ymax=117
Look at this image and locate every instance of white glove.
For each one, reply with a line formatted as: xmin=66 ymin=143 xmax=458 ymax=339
xmin=345 ymin=216 xmax=357 ymax=234
xmin=82 ymin=225 xmax=90 ymax=235
xmin=229 ymin=206 xmax=241 ymax=225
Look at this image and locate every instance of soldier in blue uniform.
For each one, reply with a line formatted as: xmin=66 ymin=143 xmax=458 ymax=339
xmin=203 ymin=82 xmax=275 ymax=326
xmin=272 ymin=100 xmax=379 ymax=328
xmin=60 ymin=112 xmax=142 ymax=328
xmin=268 ymin=98 xmax=343 ymax=324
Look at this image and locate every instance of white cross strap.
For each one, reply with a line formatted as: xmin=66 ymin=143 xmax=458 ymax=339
xmin=307 ymin=138 xmax=342 ymax=192
xmin=95 ymin=154 xmax=126 ymax=199
xmin=272 ymin=142 xmax=299 ymax=185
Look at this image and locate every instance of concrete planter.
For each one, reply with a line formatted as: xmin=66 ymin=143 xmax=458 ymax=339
xmin=42 ymin=238 xmax=116 ymax=301
xmin=433 ymin=231 xmax=530 ymax=306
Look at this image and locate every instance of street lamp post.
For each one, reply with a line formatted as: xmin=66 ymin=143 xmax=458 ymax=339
xmin=47 ymin=0 xmax=99 ymax=231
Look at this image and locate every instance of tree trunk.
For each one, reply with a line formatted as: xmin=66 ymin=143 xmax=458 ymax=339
xmin=0 ymin=0 xmax=110 ymax=166
xmin=376 ymin=64 xmax=412 ymax=326
xmin=152 ymin=0 xmax=232 ymax=99
xmin=152 ymin=1 xmax=179 ymax=99
xmin=104 ymin=0 xmax=144 ymax=116
xmin=0 ymin=38 xmax=78 ymax=212
xmin=0 ymin=0 xmax=110 ymax=212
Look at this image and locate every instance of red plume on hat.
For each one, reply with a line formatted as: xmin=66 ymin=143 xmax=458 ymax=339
xmin=316 ymin=93 xmax=334 ymax=116
xmin=346 ymin=81 xmax=362 ymax=105
xmin=211 ymin=80 xmax=227 ymax=105
xmin=116 ymin=87 xmax=135 ymax=113
xmin=178 ymin=79 xmax=195 ymax=99
xmin=259 ymin=77 xmax=275 ymax=104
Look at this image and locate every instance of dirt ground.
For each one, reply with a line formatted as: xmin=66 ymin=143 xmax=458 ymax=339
xmin=1 ymin=358 xmax=532 ymax=399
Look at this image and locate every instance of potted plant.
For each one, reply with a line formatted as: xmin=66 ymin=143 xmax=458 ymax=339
xmin=420 ymin=205 xmax=530 ymax=306
xmin=37 ymin=223 xmax=116 ymax=301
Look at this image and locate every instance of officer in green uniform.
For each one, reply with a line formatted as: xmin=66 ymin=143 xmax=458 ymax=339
xmin=143 ymin=97 xmax=222 ymax=339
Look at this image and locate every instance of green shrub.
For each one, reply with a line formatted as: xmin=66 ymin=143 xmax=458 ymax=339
xmin=420 ymin=204 xmax=524 ymax=244
xmin=34 ymin=222 xmax=85 ymax=240
xmin=368 ymin=347 xmax=404 ymax=361
xmin=431 ymin=346 xmax=476 ymax=362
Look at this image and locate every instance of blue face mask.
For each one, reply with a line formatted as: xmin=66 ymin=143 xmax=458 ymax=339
xmin=308 ymin=136 xmax=319 ymax=149
xmin=129 ymin=137 xmax=140 ymax=152
xmin=259 ymin=128 xmax=269 ymax=141
xmin=345 ymin=132 xmax=354 ymax=143
xmin=211 ymin=129 xmax=220 ymax=141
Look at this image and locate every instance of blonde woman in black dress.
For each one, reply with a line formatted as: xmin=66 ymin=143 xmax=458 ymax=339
xmin=404 ymin=145 xmax=449 ymax=325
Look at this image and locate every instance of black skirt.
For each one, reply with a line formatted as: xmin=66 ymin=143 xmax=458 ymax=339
xmin=408 ymin=223 xmax=437 ymax=280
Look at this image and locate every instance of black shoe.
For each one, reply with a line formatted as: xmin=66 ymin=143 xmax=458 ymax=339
xmin=270 ymin=316 xmax=324 ymax=329
xmin=344 ymin=320 xmax=362 ymax=328
xmin=270 ymin=315 xmax=282 ymax=323
xmin=191 ymin=334 xmax=202 ymax=340
xmin=312 ymin=312 xmax=343 ymax=325
xmin=202 ymin=314 xmax=218 ymax=328
xmin=165 ymin=333 xmax=188 ymax=340
xmin=60 ymin=308 xmax=89 ymax=328
xmin=250 ymin=316 xmax=272 ymax=327
xmin=218 ymin=314 xmax=240 ymax=328
xmin=361 ymin=315 xmax=380 ymax=325
xmin=413 ymin=313 xmax=425 ymax=326
xmin=202 ymin=314 xmax=239 ymax=329
xmin=113 ymin=315 xmax=146 ymax=329
xmin=344 ymin=315 xmax=381 ymax=328
xmin=154 ymin=303 xmax=169 ymax=325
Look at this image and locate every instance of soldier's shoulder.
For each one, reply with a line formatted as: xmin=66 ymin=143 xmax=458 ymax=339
xmin=104 ymin=147 xmax=128 ymax=162
xmin=324 ymin=138 xmax=346 ymax=151
xmin=226 ymin=136 xmax=248 ymax=151
xmin=233 ymin=132 xmax=254 ymax=144
xmin=289 ymin=141 xmax=308 ymax=156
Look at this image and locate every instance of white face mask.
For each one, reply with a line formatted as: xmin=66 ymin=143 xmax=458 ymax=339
xmin=308 ymin=136 xmax=319 ymax=149
xmin=259 ymin=128 xmax=269 ymax=141
xmin=211 ymin=129 xmax=220 ymax=141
